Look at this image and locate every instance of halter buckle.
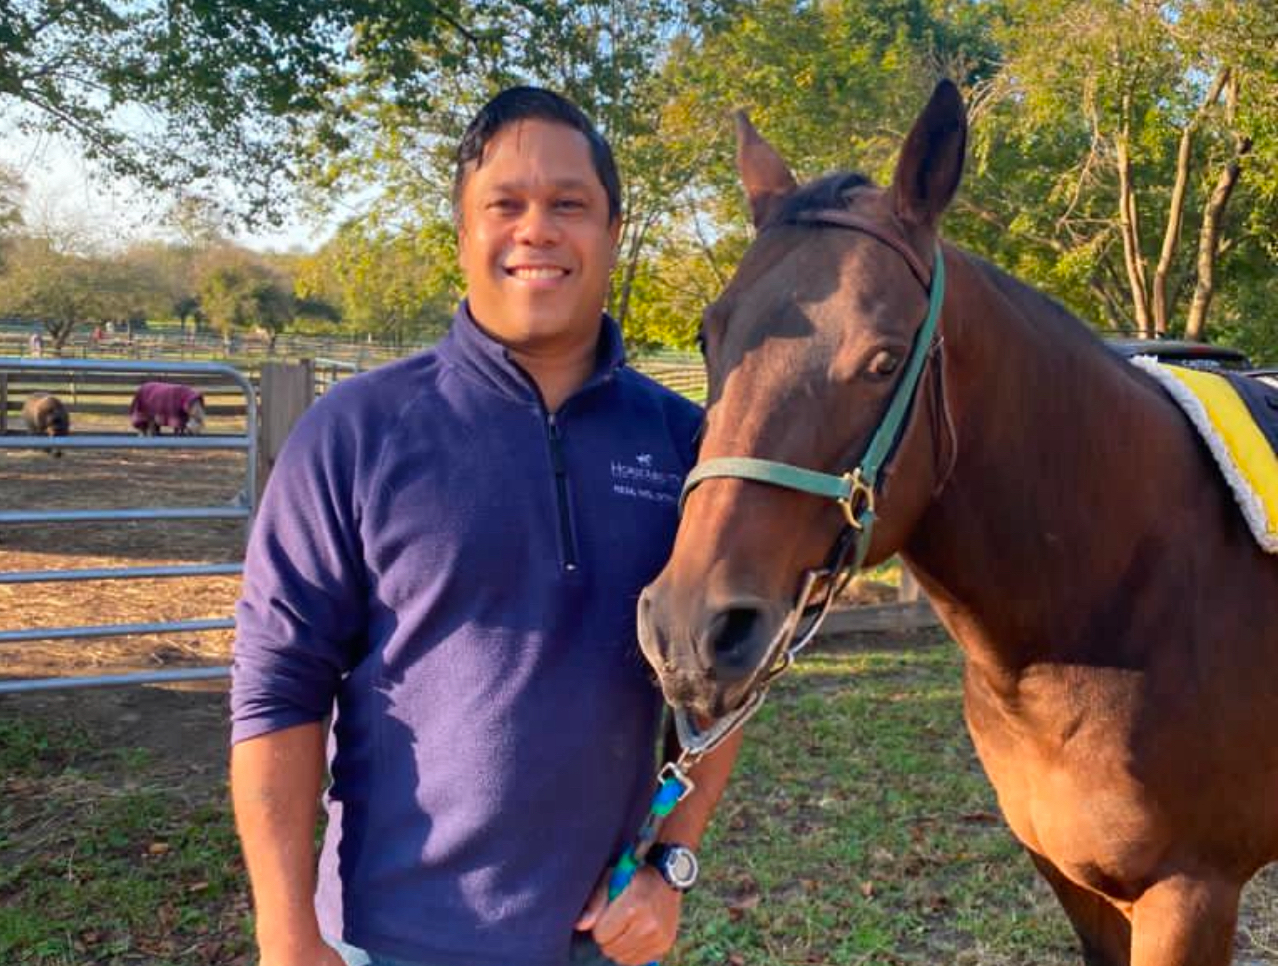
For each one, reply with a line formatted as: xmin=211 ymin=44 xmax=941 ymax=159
xmin=839 ymin=468 xmax=876 ymax=530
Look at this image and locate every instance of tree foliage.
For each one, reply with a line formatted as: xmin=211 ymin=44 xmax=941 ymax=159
xmin=0 ymin=236 xmax=164 ymax=348
xmin=295 ymin=220 xmax=460 ymax=345
xmin=0 ymin=1 xmax=507 ymax=225
xmin=973 ymin=0 xmax=1278 ymax=341
xmin=193 ymin=249 xmax=295 ymax=347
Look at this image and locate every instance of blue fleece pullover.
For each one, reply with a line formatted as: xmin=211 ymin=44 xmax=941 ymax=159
xmin=231 ymin=304 xmax=701 ymax=966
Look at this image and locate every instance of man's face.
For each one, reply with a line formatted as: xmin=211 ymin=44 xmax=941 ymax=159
xmin=457 ymin=118 xmax=620 ymax=354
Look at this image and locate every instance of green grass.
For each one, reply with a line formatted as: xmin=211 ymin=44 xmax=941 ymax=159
xmin=0 ymin=715 xmax=250 ymax=965
xmin=677 ymin=641 xmax=1075 ymax=965
xmin=0 ymin=638 xmax=1083 ymax=966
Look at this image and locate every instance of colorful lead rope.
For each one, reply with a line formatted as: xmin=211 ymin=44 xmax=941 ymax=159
xmin=605 ymin=762 xmax=696 ymax=966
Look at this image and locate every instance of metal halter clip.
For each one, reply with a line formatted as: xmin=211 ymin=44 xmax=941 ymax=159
xmin=673 ymin=687 xmax=768 ymax=761
xmin=657 ymin=761 xmax=697 ymax=802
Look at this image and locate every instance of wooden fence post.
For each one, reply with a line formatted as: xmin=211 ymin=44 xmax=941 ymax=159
xmin=256 ymin=360 xmax=315 ymax=503
xmin=0 ymin=373 xmax=8 ymax=434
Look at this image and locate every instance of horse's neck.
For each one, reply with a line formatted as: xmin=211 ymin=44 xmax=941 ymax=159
xmin=904 ymin=253 xmax=1200 ymax=672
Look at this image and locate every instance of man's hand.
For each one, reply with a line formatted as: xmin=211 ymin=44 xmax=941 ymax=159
xmin=575 ymin=866 xmax=682 ymax=965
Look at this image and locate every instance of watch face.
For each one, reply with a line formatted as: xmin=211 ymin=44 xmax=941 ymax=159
xmin=662 ymin=846 xmax=698 ymax=889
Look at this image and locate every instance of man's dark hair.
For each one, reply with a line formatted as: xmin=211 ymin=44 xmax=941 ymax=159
xmin=452 ymin=86 xmax=622 ymax=224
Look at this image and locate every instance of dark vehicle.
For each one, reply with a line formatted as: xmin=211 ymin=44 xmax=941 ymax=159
xmin=1105 ymin=337 xmax=1254 ymax=372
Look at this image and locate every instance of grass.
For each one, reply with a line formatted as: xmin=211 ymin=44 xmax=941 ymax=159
xmin=0 ymin=636 xmax=1083 ymax=966
xmin=0 ymin=716 xmax=251 ymax=965
xmin=681 ymin=640 xmax=1075 ymax=966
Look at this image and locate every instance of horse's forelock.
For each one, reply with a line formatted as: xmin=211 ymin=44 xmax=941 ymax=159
xmin=771 ymin=172 xmax=873 ymax=227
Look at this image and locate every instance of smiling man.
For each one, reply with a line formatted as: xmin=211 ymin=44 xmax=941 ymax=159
xmin=229 ymin=87 xmax=740 ymax=966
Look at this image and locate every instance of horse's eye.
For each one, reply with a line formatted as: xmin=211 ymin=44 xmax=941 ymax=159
xmin=869 ymin=350 xmax=901 ymax=376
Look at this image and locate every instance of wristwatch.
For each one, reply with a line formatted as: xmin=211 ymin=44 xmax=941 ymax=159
xmin=647 ymin=842 xmax=699 ymax=892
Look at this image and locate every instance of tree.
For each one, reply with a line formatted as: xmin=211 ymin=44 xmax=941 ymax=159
xmin=0 ymin=236 xmax=163 ymax=349
xmin=193 ymin=248 xmax=295 ymax=350
xmin=117 ymin=240 xmax=202 ymax=331
xmin=295 ymin=220 xmax=459 ymax=345
xmin=978 ymin=0 xmax=1278 ymax=339
xmin=0 ymin=163 xmax=21 ymax=230
xmin=0 ymin=1 xmax=512 ymax=226
xmin=0 ymin=162 xmax=22 ymax=270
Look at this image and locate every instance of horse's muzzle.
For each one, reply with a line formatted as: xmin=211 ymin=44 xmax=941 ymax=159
xmin=638 ymin=585 xmax=780 ymax=717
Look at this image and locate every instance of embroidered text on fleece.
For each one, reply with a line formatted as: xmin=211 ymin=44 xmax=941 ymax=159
xmin=230 ymin=304 xmax=702 ymax=966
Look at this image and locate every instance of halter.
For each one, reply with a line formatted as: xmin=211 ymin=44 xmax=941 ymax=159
xmin=673 ymin=211 xmax=946 ymax=753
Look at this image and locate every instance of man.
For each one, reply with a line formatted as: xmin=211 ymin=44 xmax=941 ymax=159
xmin=230 ymin=86 xmax=739 ymax=966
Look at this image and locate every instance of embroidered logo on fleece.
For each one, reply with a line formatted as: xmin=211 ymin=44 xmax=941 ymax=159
xmin=611 ymin=454 xmax=683 ymax=504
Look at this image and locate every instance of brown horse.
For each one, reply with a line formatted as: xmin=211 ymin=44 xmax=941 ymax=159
xmin=639 ymin=80 xmax=1278 ymax=966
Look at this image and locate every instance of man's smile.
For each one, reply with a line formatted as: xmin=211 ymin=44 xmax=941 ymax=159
xmin=505 ymin=265 xmax=571 ymax=280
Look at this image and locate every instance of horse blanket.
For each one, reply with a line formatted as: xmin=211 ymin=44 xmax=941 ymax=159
xmin=129 ymin=382 xmax=204 ymax=433
xmin=1132 ymin=356 xmax=1278 ymax=553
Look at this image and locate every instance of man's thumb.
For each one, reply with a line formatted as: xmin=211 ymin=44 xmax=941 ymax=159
xmin=575 ymin=879 xmax=608 ymax=931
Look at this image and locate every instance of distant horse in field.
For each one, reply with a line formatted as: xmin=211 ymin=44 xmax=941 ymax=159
xmin=639 ymin=80 xmax=1278 ymax=965
xmin=129 ymin=382 xmax=205 ymax=436
xmin=22 ymin=392 xmax=70 ymax=458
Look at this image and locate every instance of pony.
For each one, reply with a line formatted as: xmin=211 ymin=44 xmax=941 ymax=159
xmin=638 ymin=80 xmax=1278 ymax=966
xmin=22 ymin=392 xmax=71 ymax=458
xmin=129 ymin=381 xmax=206 ymax=436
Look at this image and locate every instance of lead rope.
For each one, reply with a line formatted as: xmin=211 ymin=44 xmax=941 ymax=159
xmin=605 ymin=698 xmax=761 ymax=965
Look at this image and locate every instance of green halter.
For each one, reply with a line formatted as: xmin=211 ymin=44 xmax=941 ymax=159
xmin=680 ymin=240 xmax=945 ymax=575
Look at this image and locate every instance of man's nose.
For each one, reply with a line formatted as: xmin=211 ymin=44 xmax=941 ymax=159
xmin=514 ymin=203 xmax=561 ymax=246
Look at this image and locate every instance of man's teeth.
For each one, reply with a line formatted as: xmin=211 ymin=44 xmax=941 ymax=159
xmin=510 ymin=267 xmax=564 ymax=279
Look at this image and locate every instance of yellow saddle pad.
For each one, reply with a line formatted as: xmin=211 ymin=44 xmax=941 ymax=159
xmin=1131 ymin=356 xmax=1278 ymax=553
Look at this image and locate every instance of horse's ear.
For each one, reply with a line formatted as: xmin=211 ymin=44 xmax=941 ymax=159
xmin=735 ymin=111 xmax=798 ymax=229
xmin=892 ymin=80 xmax=967 ymax=230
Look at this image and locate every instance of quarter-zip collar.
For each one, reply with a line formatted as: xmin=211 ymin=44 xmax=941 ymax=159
xmin=436 ymin=300 xmax=626 ymax=408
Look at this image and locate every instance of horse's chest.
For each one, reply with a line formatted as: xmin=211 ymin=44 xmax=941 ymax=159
xmin=963 ymin=668 xmax=1167 ymax=895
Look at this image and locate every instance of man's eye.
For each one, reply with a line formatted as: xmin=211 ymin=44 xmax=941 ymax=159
xmin=555 ymin=198 xmax=586 ymax=211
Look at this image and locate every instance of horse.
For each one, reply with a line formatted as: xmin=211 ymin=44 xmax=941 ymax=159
xmin=129 ymin=381 xmax=206 ymax=436
xmin=22 ymin=392 xmax=71 ymax=458
xmin=638 ymin=80 xmax=1278 ymax=966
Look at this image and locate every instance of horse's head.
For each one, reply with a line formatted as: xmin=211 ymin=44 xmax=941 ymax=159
xmin=186 ymin=398 xmax=206 ymax=435
xmin=640 ymin=81 xmax=967 ymax=721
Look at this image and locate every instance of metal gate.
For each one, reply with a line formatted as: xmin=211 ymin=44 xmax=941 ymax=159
xmin=0 ymin=357 xmax=258 ymax=693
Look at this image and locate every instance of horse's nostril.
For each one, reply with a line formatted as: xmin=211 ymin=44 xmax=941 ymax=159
xmin=706 ymin=605 xmax=768 ymax=677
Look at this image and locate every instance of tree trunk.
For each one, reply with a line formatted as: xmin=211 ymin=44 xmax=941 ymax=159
xmin=50 ymin=318 xmax=76 ymax=352
xmin=612 ymin=208 xmax=654 ymax=330
xmin=1115 ymin=117 xmax=1152 ymax=337
xmin=1152 ymin=69 xmax=1229 ymax=336
xmin=1185 ymin=75 xmax=1250 ymax=342
xmin=1184 ymin=145 xmax=1249 ymax=341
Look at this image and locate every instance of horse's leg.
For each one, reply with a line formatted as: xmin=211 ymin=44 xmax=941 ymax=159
xmin=1129 ymin=874 xmax=1239 ymax=966
xmin=1028 ymin=852 xmax=1131 ymax=966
